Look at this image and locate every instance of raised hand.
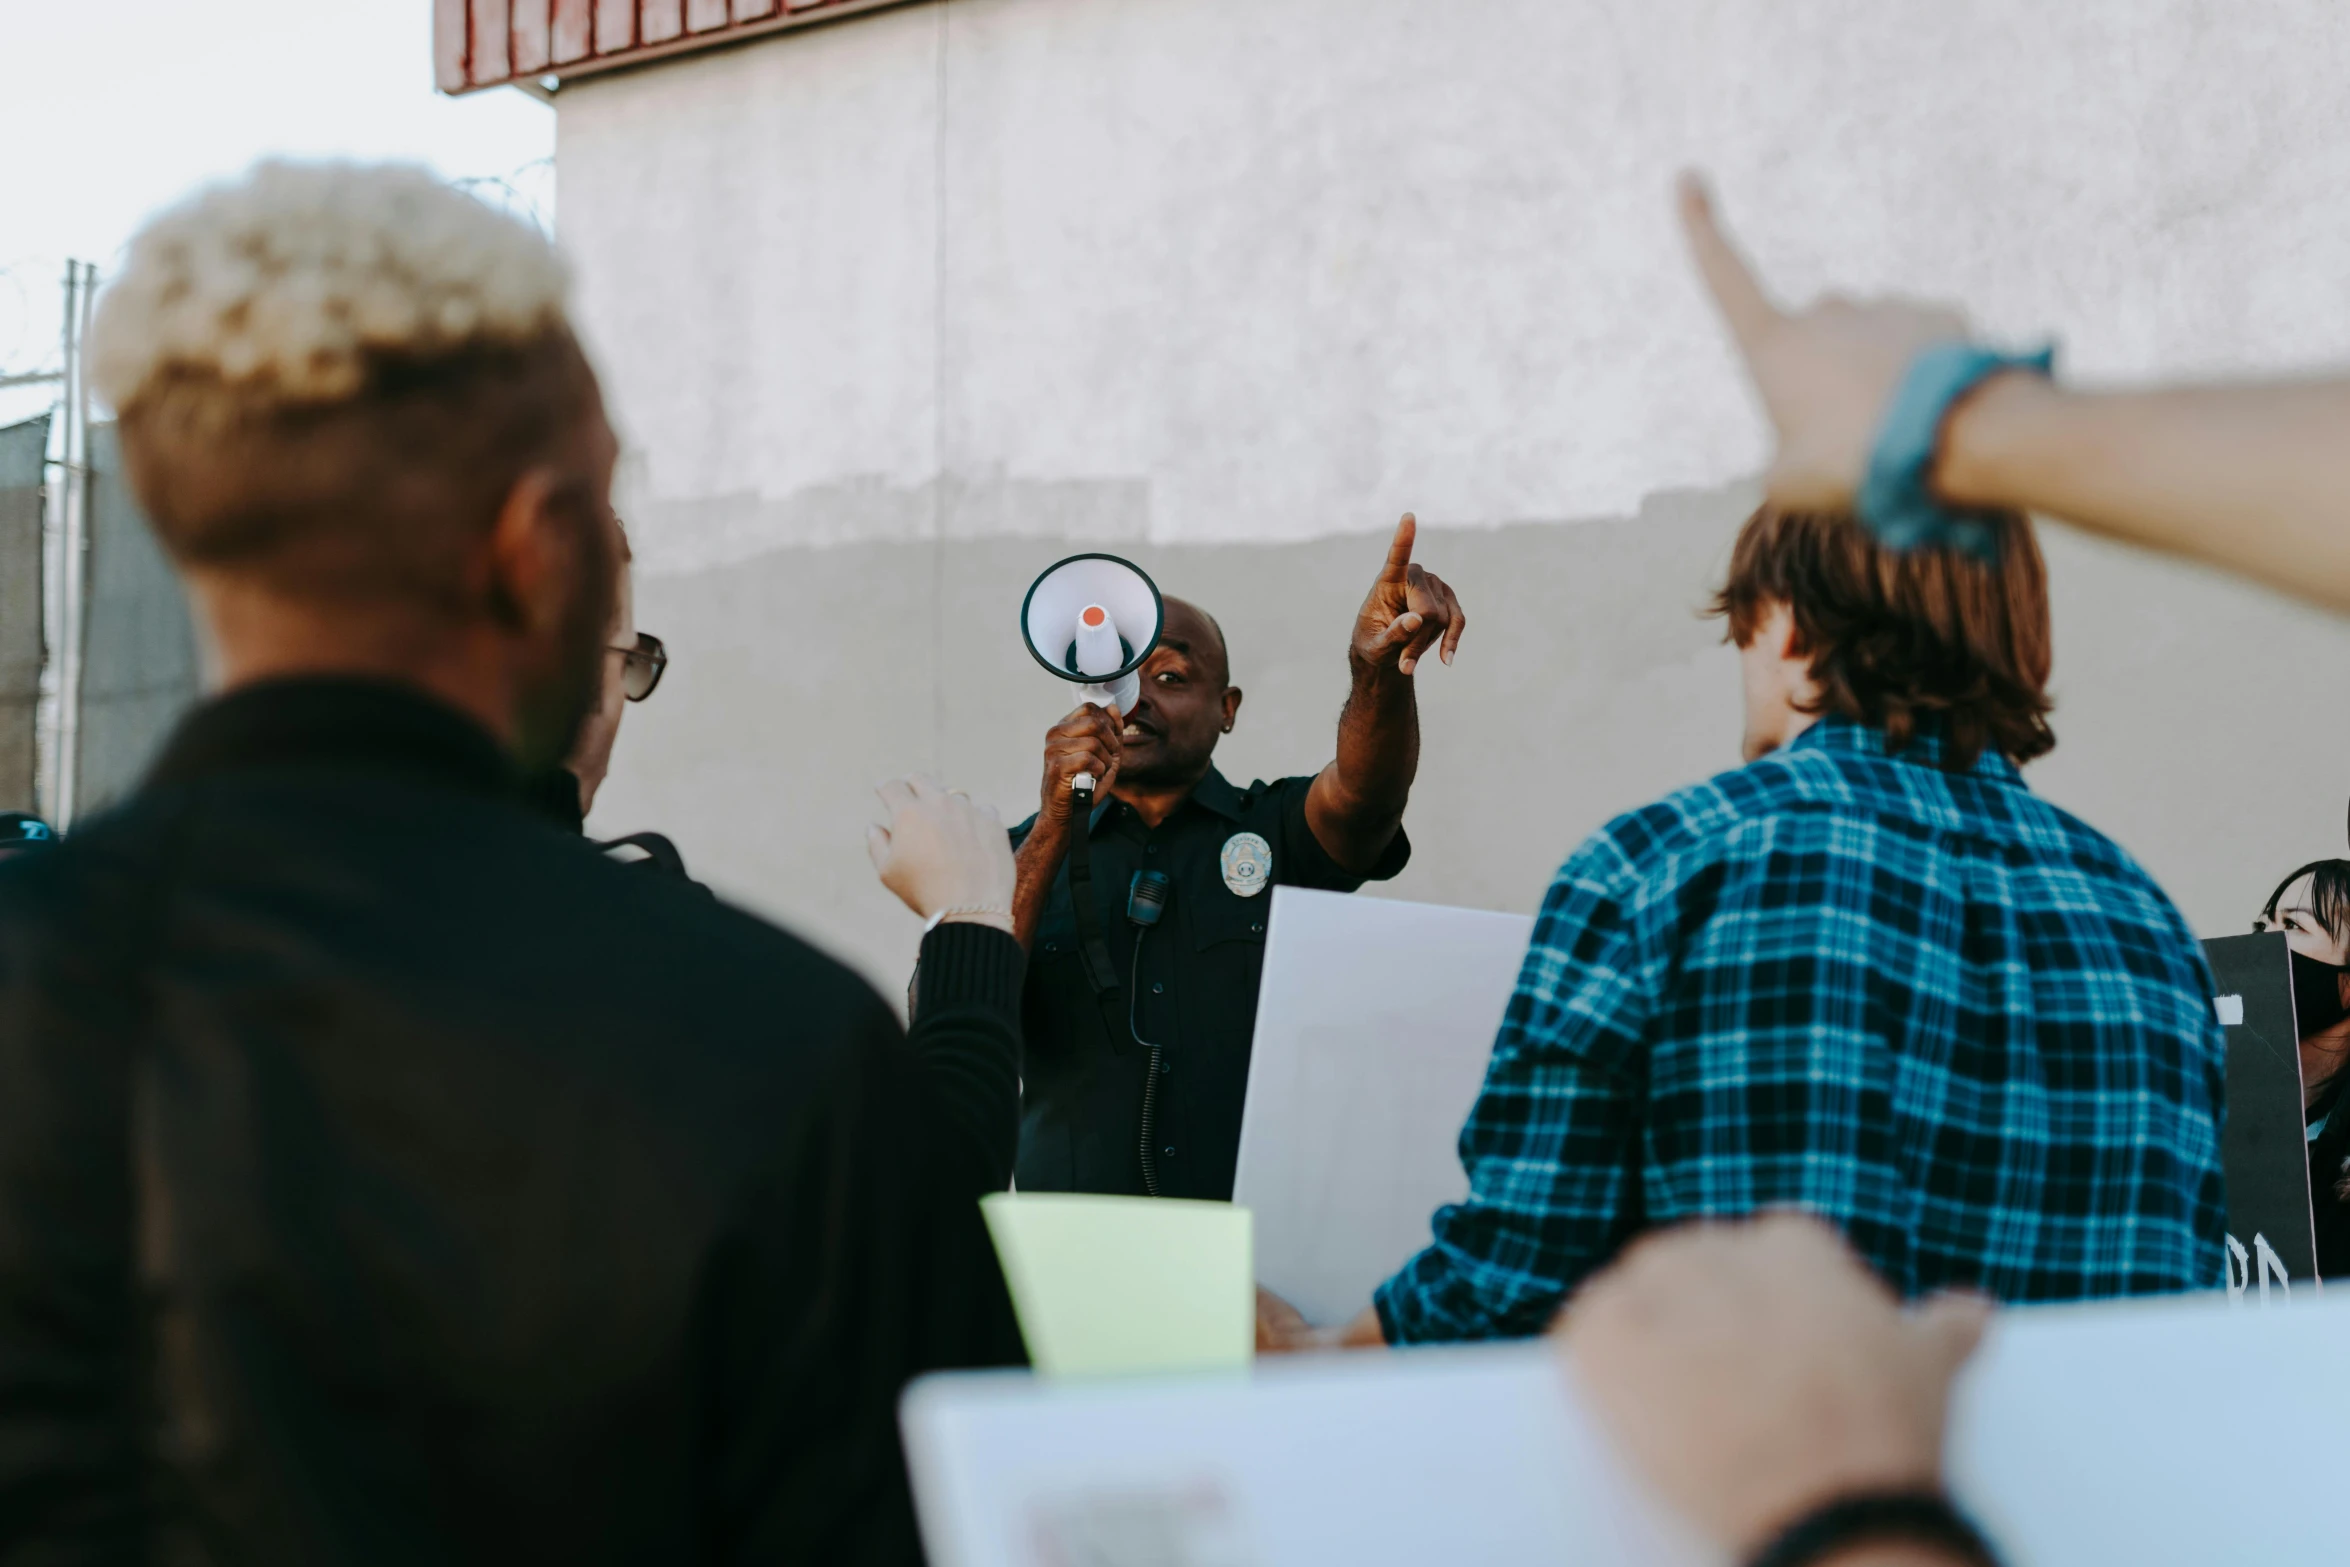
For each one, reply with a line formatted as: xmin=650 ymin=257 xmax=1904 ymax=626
xmin=866 ymin=774 xmax=1016 ymax=924
xmin=1679 ymin=174 xmax=1972 ymax=513
xmin=1351 ymin=513 xmax=1467 ymax=677
xmin=1036 ymin=703 xmax=1124 ymax=827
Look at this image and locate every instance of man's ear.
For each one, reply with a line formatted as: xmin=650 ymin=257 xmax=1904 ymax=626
xmin=1222 ymin=686 xmax=1244 ymax=733
xmin=481 ymin=467 xmax=569 ymax=634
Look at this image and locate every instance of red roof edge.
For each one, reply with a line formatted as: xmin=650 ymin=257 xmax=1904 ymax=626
xmin=435 ymin=0 xmax=927 ymax=95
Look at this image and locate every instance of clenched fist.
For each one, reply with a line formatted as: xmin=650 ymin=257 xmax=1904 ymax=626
xmin=1034 ymin=702 xmax=1125 ymax=831
xmin=866 ymin=774 xmax=1016 ymax=925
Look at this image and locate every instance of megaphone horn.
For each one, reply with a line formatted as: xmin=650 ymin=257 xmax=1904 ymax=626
xmin=1020 ymin=553 xmax=1165 ymax=720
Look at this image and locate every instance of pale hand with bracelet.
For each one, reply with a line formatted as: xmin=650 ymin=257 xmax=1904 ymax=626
xmin=866 ymin=775 xmax=1018 ymax=931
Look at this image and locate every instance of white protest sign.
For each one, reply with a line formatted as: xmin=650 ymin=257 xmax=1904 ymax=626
xmin=1231 ymin=887 xmax=1534 ymax=1325
xmin=904 ymin=1289 xmax=2350 ymax=1567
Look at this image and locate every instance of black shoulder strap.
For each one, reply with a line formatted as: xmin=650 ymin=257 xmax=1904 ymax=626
xmin=1063 ymin=785 xmax=1131 ymax=1054
xmin=595 ymin=830 xmax=691 ymax=880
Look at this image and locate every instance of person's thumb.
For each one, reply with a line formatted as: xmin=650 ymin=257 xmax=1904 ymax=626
xmin=865 ymin=823 xmax=892 ymax=877
xmin=1907 ymin=1290 xmax=1993 ymax=1383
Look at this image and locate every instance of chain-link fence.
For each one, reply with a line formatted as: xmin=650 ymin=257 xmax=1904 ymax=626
xmin=0 ymin=415 xmax=46 ymax=812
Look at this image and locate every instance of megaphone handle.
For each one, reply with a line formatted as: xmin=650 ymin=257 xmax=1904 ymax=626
xmin=1062 ymin=779 xmax=1129 ymax=1048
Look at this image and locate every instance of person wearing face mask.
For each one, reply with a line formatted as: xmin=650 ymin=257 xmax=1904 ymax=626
xmin=2253 ymin=859 xmax=2350 ymax=1277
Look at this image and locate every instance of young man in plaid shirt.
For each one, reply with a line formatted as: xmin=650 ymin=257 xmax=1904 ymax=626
xmin=1266 ymin=504 xmax=2226 ymax=1350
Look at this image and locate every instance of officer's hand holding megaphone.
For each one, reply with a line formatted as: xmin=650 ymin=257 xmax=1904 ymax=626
xmin=1038 ymin=702 xmax=1124 ymax=833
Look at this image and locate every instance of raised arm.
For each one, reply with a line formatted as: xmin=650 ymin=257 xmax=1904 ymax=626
xmin=1680 ymin=174 xmax=2350 ymax=613
xmin=1939 ymin=371 xmax=2350 ymax=611
xmin=1303 ymin=514 xmax=1466 ymax=876
xmin=1009 ymin=704 xmax=1123 ymax=950
xmin=867 ymin=776 xmax=1024 ymax=1188
xmin=1261 ymin=837 xmax=1654 ymax=1354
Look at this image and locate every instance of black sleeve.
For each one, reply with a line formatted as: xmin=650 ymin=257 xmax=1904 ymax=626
xmin=1268 ymin=774 xmax=1411 ymax=892
xmin=902 ymin=922 xmax=1025 ymax=1192
xmin=0 ymin=857 xmax=147 ymax=1565
xmin=702 ymin=1019 xmax=1028 ymax=1567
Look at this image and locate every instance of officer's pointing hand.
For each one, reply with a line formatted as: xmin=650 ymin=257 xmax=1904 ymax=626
xmin=1352 ymin=512 xmax=1467 ymax=677
xmin=1037 ymin=703 xmax=1124 ymax=831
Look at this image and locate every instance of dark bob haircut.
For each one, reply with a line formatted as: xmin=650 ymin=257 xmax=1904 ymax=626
xmin=1709 ymin=505 xmax=2055 ymax=770
xmin=2258 ymin=860 xmax=2350 ymax=943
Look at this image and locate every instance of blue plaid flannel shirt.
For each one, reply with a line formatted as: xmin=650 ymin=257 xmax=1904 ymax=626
xmin=1376 ymin=715 xmax=2227 ymax=1343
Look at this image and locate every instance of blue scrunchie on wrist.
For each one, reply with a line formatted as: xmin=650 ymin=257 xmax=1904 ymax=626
xmin=1854 ymin=341 xmax=2056 ymax=557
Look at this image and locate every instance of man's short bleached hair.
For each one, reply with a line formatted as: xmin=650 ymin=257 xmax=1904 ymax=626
xmin=91 ymin=160 xmax=569 ymax=416
xmin=86 ymin=160 xmax=604 ymax=614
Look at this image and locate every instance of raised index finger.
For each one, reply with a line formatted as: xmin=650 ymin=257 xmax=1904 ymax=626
xmin=1378 ymin=512 xmax=1418 ymax=584
xmin=1676 ymin=172 xmax=1781 ymax=352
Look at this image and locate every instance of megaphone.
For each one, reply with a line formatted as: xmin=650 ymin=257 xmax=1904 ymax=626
xmin=1019 ymin=554 xmax=1165 ymax=1040
xmin=1021 ymin=553 xmax=1164 ymax=720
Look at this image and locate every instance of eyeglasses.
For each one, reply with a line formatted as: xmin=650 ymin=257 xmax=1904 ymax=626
xmin=614 ymin=631 xmax=667 ymax=702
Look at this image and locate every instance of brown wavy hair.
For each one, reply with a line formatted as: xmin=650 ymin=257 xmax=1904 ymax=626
xmin=1709 ymin=505 xmax=2055 ymax=770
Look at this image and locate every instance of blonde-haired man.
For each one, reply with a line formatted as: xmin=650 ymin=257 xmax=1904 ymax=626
xmin=0 ymin=162 xmax=1024 ymax=1564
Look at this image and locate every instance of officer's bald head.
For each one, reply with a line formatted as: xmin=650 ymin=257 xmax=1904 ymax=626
xmin=1161 ymin=597 xmax=1231 ymax=689
xmin=1117 ymin=594 xmax=1243 ymax=790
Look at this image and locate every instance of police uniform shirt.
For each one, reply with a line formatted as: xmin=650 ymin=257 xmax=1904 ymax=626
xmin=1011 ymin=767 xmax=1410 ymax=1200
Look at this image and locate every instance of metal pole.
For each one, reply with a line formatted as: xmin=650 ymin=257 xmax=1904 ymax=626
xmin=35 ymin=262 xmax=77 ymax=823
xmin=61 ymin=259 xmax=95 ymax=828
xmin=47 ymin=260 xmax=94 ymax=830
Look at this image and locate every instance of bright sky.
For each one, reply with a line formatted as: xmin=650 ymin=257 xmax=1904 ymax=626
xmin=0 ymin=0 xmax=554 ymax=418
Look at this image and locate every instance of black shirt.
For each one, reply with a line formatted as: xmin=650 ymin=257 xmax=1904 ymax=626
xmin=1011 ymin=768 xmax=1408 ymax=1200
xmin=0 ymin=677 xmax=1027 ymax=1566
xmin=2310 ymin=1078 xmax=2350 ymax=1280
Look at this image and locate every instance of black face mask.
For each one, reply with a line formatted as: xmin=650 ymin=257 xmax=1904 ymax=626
xmin=2291 ymin=946 xmax=2350 ymax=1040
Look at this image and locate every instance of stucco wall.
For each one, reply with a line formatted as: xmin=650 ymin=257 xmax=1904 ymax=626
xmin=556 ymin=0 xmax=2350 ymax=995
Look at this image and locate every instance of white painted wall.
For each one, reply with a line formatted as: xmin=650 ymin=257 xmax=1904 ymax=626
xmin=556 ymin=0 xmax=2350 ymax=993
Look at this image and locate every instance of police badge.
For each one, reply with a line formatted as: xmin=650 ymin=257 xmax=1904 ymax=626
xmin=1219 ymin=831 xmax=1273 ymax=898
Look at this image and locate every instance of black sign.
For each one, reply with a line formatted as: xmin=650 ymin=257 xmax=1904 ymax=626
xmin=2204 ymin=933 xmax=2318 ymax=1286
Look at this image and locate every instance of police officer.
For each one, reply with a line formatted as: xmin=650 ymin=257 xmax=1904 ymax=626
xmin=1010 ymin=514 xmax=1466 ymax=1199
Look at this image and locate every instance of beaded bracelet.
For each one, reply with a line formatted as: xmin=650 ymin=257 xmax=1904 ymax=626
xmin=922 ymin=907 xmax=1017 ymax=935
